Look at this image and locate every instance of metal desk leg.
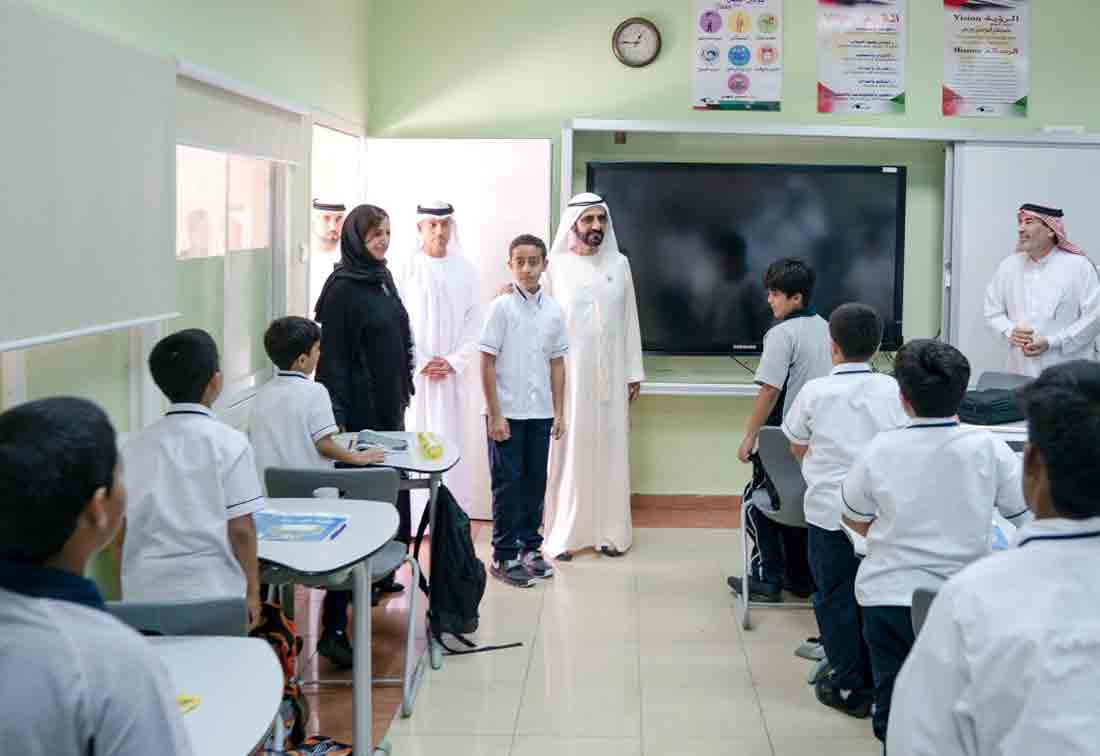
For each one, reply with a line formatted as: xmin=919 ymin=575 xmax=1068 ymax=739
xmin=352 ymin=557 xmax=390 ymax=756
xmin=427 ymin=473 xmax=443 ymax=670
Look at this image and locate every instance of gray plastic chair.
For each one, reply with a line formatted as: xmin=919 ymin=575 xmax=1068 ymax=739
xmin=911 ymin=587 xmax=939 ymax=636
xmin=106 ymin=596 xmax=247 ymax=636
xmin=737 ymin=426 xmax=812 ymax=630
xmin=976 ymin=371 xmax=1031 ymax=391
xmin=261 ymin=466 xmax=423 ymax=718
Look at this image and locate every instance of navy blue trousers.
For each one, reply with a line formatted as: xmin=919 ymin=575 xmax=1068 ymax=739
xmin=488 ymin=418 xmax=552 ymax=563
xmin=807 ymin=525 xmax=873 ymax=692
xmin=863 ymin=604 xmax=916 ymax=743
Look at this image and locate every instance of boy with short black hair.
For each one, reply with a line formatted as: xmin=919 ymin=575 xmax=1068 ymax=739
xmin=889 ymin=360 xmax=1100 ymax=753
xmin=480 ymin=234 xmax=568 ymax=588
xmin=842 ymin=338 xmax=1033 ymax=743
xmin=0 ymin=397 xmax=192 ymax=755
xmin=782 ymin=303 xmax=908 ymax=718
xmin=729 ymin=257 xmax=831 ymax=602
xmin=249 ymin=316 xmax=384 ymax=668
xmin=120 ymin=328 xmax=264 ymax=626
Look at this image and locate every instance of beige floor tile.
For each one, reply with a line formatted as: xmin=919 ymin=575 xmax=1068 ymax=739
xmin=528 ymin=640 xmax=640 ymax=688
xmin=642 ymin=734 xmax=773 ymax=756
xmin=638 ymin=604 xmax=739 ymax=644
xmin=640 ymin=640 xmax=752 ymax=690
xmin=387 ymin=680 xmax=524 ymax=735
xmin=641 ymin=683 xmax=768 ymax=741
xmin=425 ymin=641 xmax=533 ymax=684
xmin=383 ymin=734 xmax=514 ymax=756
xmin=512 ymin=735 xmax=642 ymax=756
xmin=771 ymin=736 xmax=882 ymax=755
xmin=517 ymin=677 xmax=641 ymax=737
xmin=756 ymin=685 xmax=878 ymax=739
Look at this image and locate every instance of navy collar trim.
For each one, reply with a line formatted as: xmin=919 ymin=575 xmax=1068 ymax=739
xmin=278 ymin=371 xmax=310 ymax=380
xmin=1019 ymin=530 xmax=1100 ymax=547
xmin=782 ymin=306 xmax=818 ymax=321
xmin=907 ymin=421 xmax=960 ymax=429
xmin=0 ymin=559 xmax=106 ymax=610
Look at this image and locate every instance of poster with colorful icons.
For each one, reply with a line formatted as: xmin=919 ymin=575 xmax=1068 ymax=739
xmin=817 ymin=0 xmax=906 ymax=114
xmin=694 ymin=0 xmax=783 ymax=111
xmin=943 ymin=0 xmax=1029 ymax=118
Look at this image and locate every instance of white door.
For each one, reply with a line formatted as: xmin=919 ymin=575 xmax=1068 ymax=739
xmin=365 ymin=138 xmax=553 ymax=521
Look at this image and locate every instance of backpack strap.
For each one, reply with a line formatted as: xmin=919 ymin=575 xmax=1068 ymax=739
xmin=430 ymin=625 xmax=523 ymax=656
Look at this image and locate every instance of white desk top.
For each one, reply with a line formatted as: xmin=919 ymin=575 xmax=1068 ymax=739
xmin=337 ymin=430 xmax=461 ymax=474
xmin=258 ymin=498 xmax=398 ymax=576
xmin=152 ymin=636 xmax=282 ymax=756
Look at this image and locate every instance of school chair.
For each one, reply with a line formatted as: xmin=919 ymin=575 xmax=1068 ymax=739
xmin=262 ymin=466 xmax=424 ymax=718
xmin=910 ymin=587 xmax=939 ymax=636
xmin=737 ymin=426 xmax=813 ymax=631
xmin=106 ymin=596 xmax=248 ymax=636
xmin=976 ymin=371 xmax=1031 ymax=391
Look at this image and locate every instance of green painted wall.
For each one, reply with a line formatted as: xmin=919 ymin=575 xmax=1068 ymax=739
xmin=368 ymin=0 xmax=1100 ymax=495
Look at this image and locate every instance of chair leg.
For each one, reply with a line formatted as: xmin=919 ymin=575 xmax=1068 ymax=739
xmin=740 ymin=500 xmax=752 ymax=630
xmin=399 ymin=555 xmax=427 ymax=717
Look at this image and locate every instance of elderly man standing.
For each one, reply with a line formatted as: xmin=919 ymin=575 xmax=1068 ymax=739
xmin=543 ymin=193 xmax=645 ymax=559
xmin=396 ymin=201 xmax=485 ymax=517
xmin=984 ymin=203 xmax=1100 ymax=377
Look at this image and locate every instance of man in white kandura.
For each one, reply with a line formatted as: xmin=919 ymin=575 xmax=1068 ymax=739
xmin=309 ymin=199 xmax=346 ymax=317
xmin=984 ymin=203 xmax=1100 ymax=377
xmin=544 ymin=193 xmax=645 ymax=560
xmin=396 ymin=201 xmax=484 ymax=516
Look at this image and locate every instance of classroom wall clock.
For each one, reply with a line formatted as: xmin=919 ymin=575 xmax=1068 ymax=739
xmin=612 ymin=17 xmax=661 ymax=68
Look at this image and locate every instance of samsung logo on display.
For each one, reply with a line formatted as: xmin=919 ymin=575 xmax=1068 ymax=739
xmin=732 ymin=345 xmax=756 ymax=351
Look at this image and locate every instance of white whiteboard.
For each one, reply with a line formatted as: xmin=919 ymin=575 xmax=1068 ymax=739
xmin=0 ymin=0 xmax=176 ymax=350
xmin=949 ymin=143 xmax=1100 ymax=379
xmin=364 ymin=138 xmax=553 ymax=519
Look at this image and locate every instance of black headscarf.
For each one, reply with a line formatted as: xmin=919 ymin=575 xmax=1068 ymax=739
xmin=314 ymin=204 xmax=416 ymax=398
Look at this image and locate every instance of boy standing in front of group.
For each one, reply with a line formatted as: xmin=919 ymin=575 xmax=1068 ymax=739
xmin=479 ymin=235 xmax=568 ymax=587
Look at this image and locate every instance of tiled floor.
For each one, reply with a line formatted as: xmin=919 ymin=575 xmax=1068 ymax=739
xmin=294 ymin=503 xmax=883 ymax=755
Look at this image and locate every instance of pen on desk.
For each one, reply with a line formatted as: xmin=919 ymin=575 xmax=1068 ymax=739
xmin=329 ymin=522 xmax=347 ymax=541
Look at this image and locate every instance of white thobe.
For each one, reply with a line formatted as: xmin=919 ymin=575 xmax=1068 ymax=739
xmin=887 ymin=516 xmax=1100 ymax=755
xmin=983 ymin=249 xmax=1100 ymax=377
xmin=309 ymin=243 xmax=341 ymax=316
xmin=544 ymin=251 xmax=645 ymax=555
xmin=396 ymin=252 xmax=488 ymax=519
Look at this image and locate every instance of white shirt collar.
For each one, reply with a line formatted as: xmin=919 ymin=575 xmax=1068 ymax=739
xmin=277 ymin=370 xmax=311 ymax=380
xmin=908 ymin=416 xmax=959 ymax=428
xmin=514 ymin=285 xmax=543 ymax=306
xmin=830 ymin=362 xmax=873 ymax=375
xmin=165 ymin=403 xmax=214 ymax=418
xmin=1016 ymin=515 xmax=1100 ymax=547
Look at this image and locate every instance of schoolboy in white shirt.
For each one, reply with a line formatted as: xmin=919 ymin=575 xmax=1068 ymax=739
xmin=480 ymin=234 xmax=568 ymax=588
xmin=842 ymin=339 xmax=1033 ymax=743
xmin=248 ymin=315 xmax=383 ymax=668
xmin=783 ymin=303 xmax=908 ymax=719
xmin=120 ymin=328 xmax=265 ymax=627
xmin=0 ymin=397 xmax=193 ymax=756
xmin=889 ymin=360 xmax=1100 ymax=755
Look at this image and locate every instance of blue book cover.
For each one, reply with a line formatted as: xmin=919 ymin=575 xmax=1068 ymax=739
xmin=254 ymin=511 xmax=349 ymax=542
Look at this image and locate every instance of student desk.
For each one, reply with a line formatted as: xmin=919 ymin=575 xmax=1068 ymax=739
xmin=150 ymin=636 xmax=283 ymax=756
xmin=337 ymin=431 xmax=462 ymax=670
xmin=259 ymin=497 xmax=399 ymax=756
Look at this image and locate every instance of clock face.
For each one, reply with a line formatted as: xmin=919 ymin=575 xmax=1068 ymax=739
xmin=614 ymin=18 xmax=661 ymax=67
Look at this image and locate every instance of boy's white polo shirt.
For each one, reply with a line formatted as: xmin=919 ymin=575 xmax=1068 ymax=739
xmin=782 ymin=363 xmax=908 ymax=531
xmin=843 ymin=418 xmax=1032 ymax=607
xmin=249 ymin=371 xmax=340 ymax=483
xmin=0 ymin=589 xmax=193 ymax=755
xmin=121 ymin=403 xmax=265 ymax=602
xmin=478 ymin=286 xmax=568 ymax=420
xmin=754 ymin=312 xmax=832 ymax=417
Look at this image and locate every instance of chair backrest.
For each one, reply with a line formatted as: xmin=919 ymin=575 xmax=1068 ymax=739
xmin=755 ymin=426 xmax=808 ymax=529
xmin=265 ymin=466 xmax=400 ymax=506
xmin=911 ymin=587 xmax=939 ymax=636
xmin=976 ymin=371 xmax=1031 ymax=391
xmin=106 ymin=597 xmax=247 ymax=636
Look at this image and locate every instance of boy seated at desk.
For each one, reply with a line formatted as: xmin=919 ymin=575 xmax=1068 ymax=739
xmin=729 ymin=257 xmax=831 ymax=602
xmin=0 ymin=397 xmax=192 ymax=755
xmin=248 ymin=315 xmax=384 ymax=668
xmin=841 ymin=339 xmax=1033 ymax=744
xmin=119 ymin=328 xmax=265 ymax=628
xmin=782 ymin=303 xmax=908 ymax=719
xmin=479 ymin=233 xmax=567 ymax=588
xmin=889 ymin=360 xmax=1100 ymax=755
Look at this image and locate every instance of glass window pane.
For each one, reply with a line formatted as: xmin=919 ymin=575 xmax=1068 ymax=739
xmin=224 ymin=248 xmax=272 ymax=383
xmin=176 ymin=145 xmax=227 ymax=259
xmin=228 ymin=155 xmax=272 ymax=252
xmin=175 ymin=256 xmax=225 ymax=353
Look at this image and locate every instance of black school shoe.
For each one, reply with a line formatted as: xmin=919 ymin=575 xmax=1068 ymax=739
xmin=491 ymin=559 xmax=536 ymax=588
xmin=814 ymin=681 xmax=873 ymax=719
xmin=317 ymin=629 xmax=354 ymax=669
xmin=726 ymin=575 xmax=783 ymax=603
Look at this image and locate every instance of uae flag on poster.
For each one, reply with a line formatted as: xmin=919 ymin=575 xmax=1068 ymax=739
xmin=943 ymin=0 xmax=1029 ymax=118
xmin=817 ymin=0 xmax=906 ymax=115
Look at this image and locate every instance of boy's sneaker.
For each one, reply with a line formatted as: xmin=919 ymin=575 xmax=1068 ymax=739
xmin=726 ymin=575 xmax=783 ymax=603
xmin=521 ymin=550 xmax=554 ymax=579
xmin=317 ymin=629 xmax=354 ymax=669
xmin=814 ymin=681 xmax=872 ymax=719
xmin=491 ymin=559 xmax=535 ymax=588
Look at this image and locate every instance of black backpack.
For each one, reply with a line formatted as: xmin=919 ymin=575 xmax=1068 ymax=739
xmin=413 ymin=484 xmax=520 ymax=655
